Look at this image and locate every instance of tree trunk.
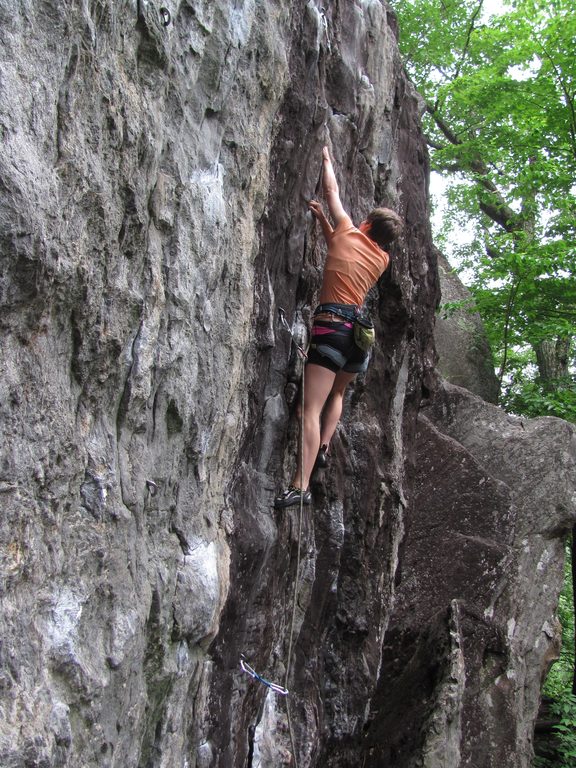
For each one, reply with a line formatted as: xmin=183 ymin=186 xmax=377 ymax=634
xmin=534 ymin=337 xmax=572 ymax=390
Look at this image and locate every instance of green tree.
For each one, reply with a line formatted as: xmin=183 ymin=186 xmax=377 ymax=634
xmin=392 ymin=0 xmax=576 ymax=419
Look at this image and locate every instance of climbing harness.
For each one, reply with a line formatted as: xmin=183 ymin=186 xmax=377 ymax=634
xmin=313 ymin=302 xmax=376 ymax=353
xmin=240 ymin=657 xmax=289 ymax=696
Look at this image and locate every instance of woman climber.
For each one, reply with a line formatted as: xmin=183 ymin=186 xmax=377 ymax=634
xmin=274 ymin=146 xmax=403 ymax=509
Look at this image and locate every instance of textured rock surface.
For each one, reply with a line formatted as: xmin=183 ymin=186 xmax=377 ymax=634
xmin=0 ymin=2 xmax=573 ymax=768
xmin=370 ymin=381 xmax=576 ymax=767
xmin=0 ymin=2 xmax=434 ymax=766
xmin=435 ymin=250 xmax=500 ymax=403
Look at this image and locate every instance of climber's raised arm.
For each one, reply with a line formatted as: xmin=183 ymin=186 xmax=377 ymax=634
xmin=274 ymin=143 xmax=402 ymax=512
xmin=308 ymin=199 xmax=333 ymax=243
xmin=321 ymin=146 xmax=349 ymax=226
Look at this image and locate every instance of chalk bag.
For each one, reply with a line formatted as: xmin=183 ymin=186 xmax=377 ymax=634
xmin=353 ymin=314 xmax=375 ymax=352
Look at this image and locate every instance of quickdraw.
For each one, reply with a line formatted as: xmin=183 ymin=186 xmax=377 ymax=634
xmin=240 ymin=656 xmax=289 ymax=696
xmin=278 ymin=307 xmax=308 ymax=360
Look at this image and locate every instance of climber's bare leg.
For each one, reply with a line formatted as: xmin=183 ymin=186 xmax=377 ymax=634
xmin=319 ymin=369 xmax=357 ymax=451
xmin=292 ymin=363 xmax=336 ymax=490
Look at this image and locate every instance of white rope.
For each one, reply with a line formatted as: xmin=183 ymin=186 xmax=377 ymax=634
xmin=284 ymin=356 xmax=305 ymax=768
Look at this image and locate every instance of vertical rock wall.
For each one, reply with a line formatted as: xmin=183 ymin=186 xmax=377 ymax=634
xmin=1 ymin=2 xmax=573 ymax=768
xmin=0 ymin=2 xmax=435 ymax=766
xmin=208 ymin=3 xmax=436 ymax=766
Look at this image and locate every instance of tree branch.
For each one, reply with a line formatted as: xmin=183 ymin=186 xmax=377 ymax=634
xmin=426 ymin=103 xmax=462 ymax=145
xmin=425 ymin=135 xmax=448 ymax=151
xmin=479 ymin=199 xmax=519 ymax=233
xmin=426 ymin=102 xmax=523 ymax=234
xmin=454 ymin=0 xmax=484 ymax=80
xmin=539 ymin=40 xmax=576 ymax=161
xmin=418 ymin=74 xmax=522 ymax=237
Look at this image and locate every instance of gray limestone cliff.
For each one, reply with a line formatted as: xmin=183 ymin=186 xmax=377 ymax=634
xmin=0 ymin=2 xmax=574 ymax=768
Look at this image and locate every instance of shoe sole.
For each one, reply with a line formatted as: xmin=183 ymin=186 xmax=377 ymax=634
xmin=274 ymin=495 xmax=312 ymax=509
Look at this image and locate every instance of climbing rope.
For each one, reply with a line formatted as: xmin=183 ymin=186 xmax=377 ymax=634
xmin=240 ymin=309 xmax=307 ymax=767
xmin=241 ymin=160 xmax=323 ymax=765
xmin=278 ymin=307 xmax=308 ymax=768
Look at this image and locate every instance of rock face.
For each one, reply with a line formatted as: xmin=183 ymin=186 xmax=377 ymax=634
xmin=0 ymin=2 xmax=573 ymax=768
xmin=434 ymin=250 xmax=500 ymax=403
xmin=371 ymin=380 xmax=576 ymax=767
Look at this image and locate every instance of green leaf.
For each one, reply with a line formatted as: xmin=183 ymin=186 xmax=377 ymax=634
xmin=392 ymin=0 xmax=576 ymax=419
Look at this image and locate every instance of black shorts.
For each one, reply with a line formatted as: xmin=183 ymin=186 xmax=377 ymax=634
xmin=307 ymin=319 xmax=370 ymax=374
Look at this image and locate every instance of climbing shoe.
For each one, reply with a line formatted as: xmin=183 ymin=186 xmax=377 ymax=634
xmin=274 ymin=486 xmax=312 ymax=509
xmin=316 ymin=444 xmax=329 ymax=469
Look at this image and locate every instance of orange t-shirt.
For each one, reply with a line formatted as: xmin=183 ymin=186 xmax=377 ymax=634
xmin=318 ymin=216 xmax=389 ymax=306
